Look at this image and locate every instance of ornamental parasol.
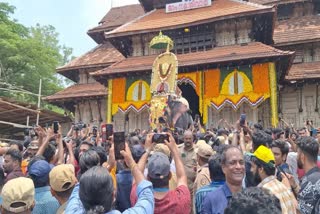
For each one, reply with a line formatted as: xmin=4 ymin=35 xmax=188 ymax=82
xmin=149 ymin=31 xmax=174 ymax=52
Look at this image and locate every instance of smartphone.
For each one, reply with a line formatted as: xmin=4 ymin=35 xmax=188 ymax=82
xmin=114 ymin=132 xmax=125 ymax=160
xmin=92 ymin=126 xmax=98 ymax=137
xmin=53 ymin=121 xmax=59 ymax=134
xmin=277 ymin=166 xmax=289 ymax=180
xmin=240 ymin=114 xmax=246 ymax=126
xmin=195 ymin=114 xmax=200 ymax=124
xmin=106 ymin=124 xmax=113 ymax=138
xmin=152 ymin=133 xmax=169 ymax=144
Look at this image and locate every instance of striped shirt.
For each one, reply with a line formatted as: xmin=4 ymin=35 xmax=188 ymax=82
xmin=258 ymin=176 xmax=296 ymax=214
xmin=195 ymin=181 xmax=224 ymax=214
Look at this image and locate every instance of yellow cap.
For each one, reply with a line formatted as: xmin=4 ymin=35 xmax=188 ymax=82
xmin=49 ymin=164 xmax=77 ymax=192
xmin=1 ymin=177 xmax=35 ymax=213
xmin=253 ymin=145 xmax=275 ymax=165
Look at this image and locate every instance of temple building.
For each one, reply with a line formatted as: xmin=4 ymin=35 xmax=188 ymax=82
xmin=251 ymin=0 xmax=320 ymax=128
xmin=45 ymin=0 xmax=320 ymax=131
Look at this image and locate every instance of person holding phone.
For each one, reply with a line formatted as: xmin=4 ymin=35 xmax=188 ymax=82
xmin=130 ymin=132 xmax=190 ymax=214
xmin=271 ymin=140 xmax=293 ymax=182
xmin=250 ymin=145 xmax=297 ymax=214
xmin=65 ymin=142 xmax=154 ymax=214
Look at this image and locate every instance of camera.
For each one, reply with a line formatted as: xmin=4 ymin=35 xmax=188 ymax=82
xmin=152 ymin=133 xmax=169 ymax=144
xmin=73 ymin=122 xmax=86 ymax=131
xmin=92 ymin=125 xmax=98 ymax=137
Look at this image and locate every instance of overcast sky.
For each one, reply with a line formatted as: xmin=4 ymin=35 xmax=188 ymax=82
xmin=5 ymin=0 xmax=140 ymax=57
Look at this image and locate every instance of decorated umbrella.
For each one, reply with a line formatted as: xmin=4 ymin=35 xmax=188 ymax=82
xmin=149 ymin=31 xmax=174 ymax=52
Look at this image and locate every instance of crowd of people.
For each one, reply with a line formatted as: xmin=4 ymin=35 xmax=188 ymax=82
xmin=0 ymin=118 xmax=319 ymax=214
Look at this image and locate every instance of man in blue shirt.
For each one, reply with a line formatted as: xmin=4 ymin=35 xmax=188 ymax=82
xmin=195 ymin=153 xmax=225 ymax=214
xmin=28 ymin=159 xmax=60 ymax=214
xmin=116 ymin=163 xmax=133 ymax=212
xmin=202 ymin=146 xmax=245 ymax=214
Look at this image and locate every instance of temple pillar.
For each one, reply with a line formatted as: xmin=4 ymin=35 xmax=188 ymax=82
xmin=268 ymin=62 xmax=279 ymax=127
xmin=107 ymin=79 xmax=113 ymax=123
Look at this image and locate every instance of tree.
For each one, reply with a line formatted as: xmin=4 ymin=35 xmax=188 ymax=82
xmin=0 ymin=2 xmax=74 ymax=105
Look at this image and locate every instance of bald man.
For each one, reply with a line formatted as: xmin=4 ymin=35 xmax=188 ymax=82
xmin=178 ymin=130 xmax=197 ymax=195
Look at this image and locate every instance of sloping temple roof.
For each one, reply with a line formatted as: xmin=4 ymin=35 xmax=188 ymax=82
xmin=43 ymin=82 xmax=107 ymax=102
xmin=56 ymin=42 xmax=125 ymax=81
xmin=105 ymin=0 xmax=273 ymax=38
xmin=274 ymin=15 xmax=320 ymax=46
xmin=92 ymin=42 xmax=294 ymax=78
xmin=286 ymin=61 xmax=320 ymax=80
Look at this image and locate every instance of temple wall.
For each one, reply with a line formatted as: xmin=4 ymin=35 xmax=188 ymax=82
xmin=208 ymin=100 xmax=270 ymax=128
xmin=280 ymin=83 xmax=320 ymax=128
xmin=108 ymin=83 xmax=320 ymax=131
xmin=279 ymin=43 xmax=320 ymax=64
xmin=131 ymin=18 xmax=252 ymax=56
xmin=74 ymin=98 xmax=107 ymax=127
xmin=277 ymin=2 xmax=314 ymax=20
xmin=113 ymin=109 xmax=149 ymax=132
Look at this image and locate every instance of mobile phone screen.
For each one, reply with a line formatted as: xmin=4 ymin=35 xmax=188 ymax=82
xmin=114 ymin=132 xmax=125 ymax=160
xmin=106 ymin=124 xmax=113 ymax=138
xmin=152 ymin=134 xmax=169 ymax=144
xmin=240 ymin=114 xmax=246 ymax=126
xmin=53 ymin=121 xmax=59 ymax=134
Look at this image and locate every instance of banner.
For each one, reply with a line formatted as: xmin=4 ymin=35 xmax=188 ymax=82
xmin=202 ymin=63 xmax=271 ymax=123
xmin=111 ymin=76 xmax=151 ymax=115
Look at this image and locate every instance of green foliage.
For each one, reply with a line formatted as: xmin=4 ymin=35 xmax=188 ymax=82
xmin=0 ymin=2 xmax=74 ymax=108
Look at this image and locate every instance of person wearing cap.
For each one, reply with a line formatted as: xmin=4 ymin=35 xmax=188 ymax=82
xmin=28 ymin=159 xmax=59 ymax=214
xmin=202 ymin=145 xmax=245 ymax=214
xmin=193 ymin=141 xmax=214 ymax=193
xmin=1 ymin=177 xmax=35 ymax=214
xmin=250 ymin=145 xmax=297 ymax=214
xmin=130 ymin=133 xmax=190 ymax=214
xmin=153 ymin=143 xmax=178 ymax=190
xmin=178 ymin=130 xmax=197 ymax=196
xmin=195 ymin=153 xmax=225 ymax=214
xmin=3 ymin=149 xmax=24 ymax=183
xmin=49 ymin=164 xmax=77 ymax=214
xmin=26 ymin=141 xmax=39 ymax=159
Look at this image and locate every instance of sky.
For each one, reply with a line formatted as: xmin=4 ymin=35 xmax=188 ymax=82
xmin=4 ymin=0 xmax=140 ymax=57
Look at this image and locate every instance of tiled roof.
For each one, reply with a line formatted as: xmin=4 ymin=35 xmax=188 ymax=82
xmin=105 ymin=0 xmax=273 ymax=38
xmin=286 ymin=61 xmax=320 ymax=80
xmin=57 ymin=42 xmax=125 ymax=73
xmin=43 ymin=82 xmax=107 ymax=101
xmin=92 ymin=42 xmax=294 ymax=77
xmin=274 ymin=16 xmax=320 ymax=46
xmin=249 ymin=0 xmax=308 ymax=5
xmin=88 ymin=4 xmax=145 ymax=34
xmin=0 ymin=97 xmax=71 ymax=135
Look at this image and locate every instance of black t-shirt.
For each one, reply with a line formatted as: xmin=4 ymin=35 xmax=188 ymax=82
xmin=298 ymin=167 xmax=320 ymax=214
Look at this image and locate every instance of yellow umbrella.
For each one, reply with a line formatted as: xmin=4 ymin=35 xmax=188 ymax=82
xmin=149 ymin=31 xmax=174 ymax=51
